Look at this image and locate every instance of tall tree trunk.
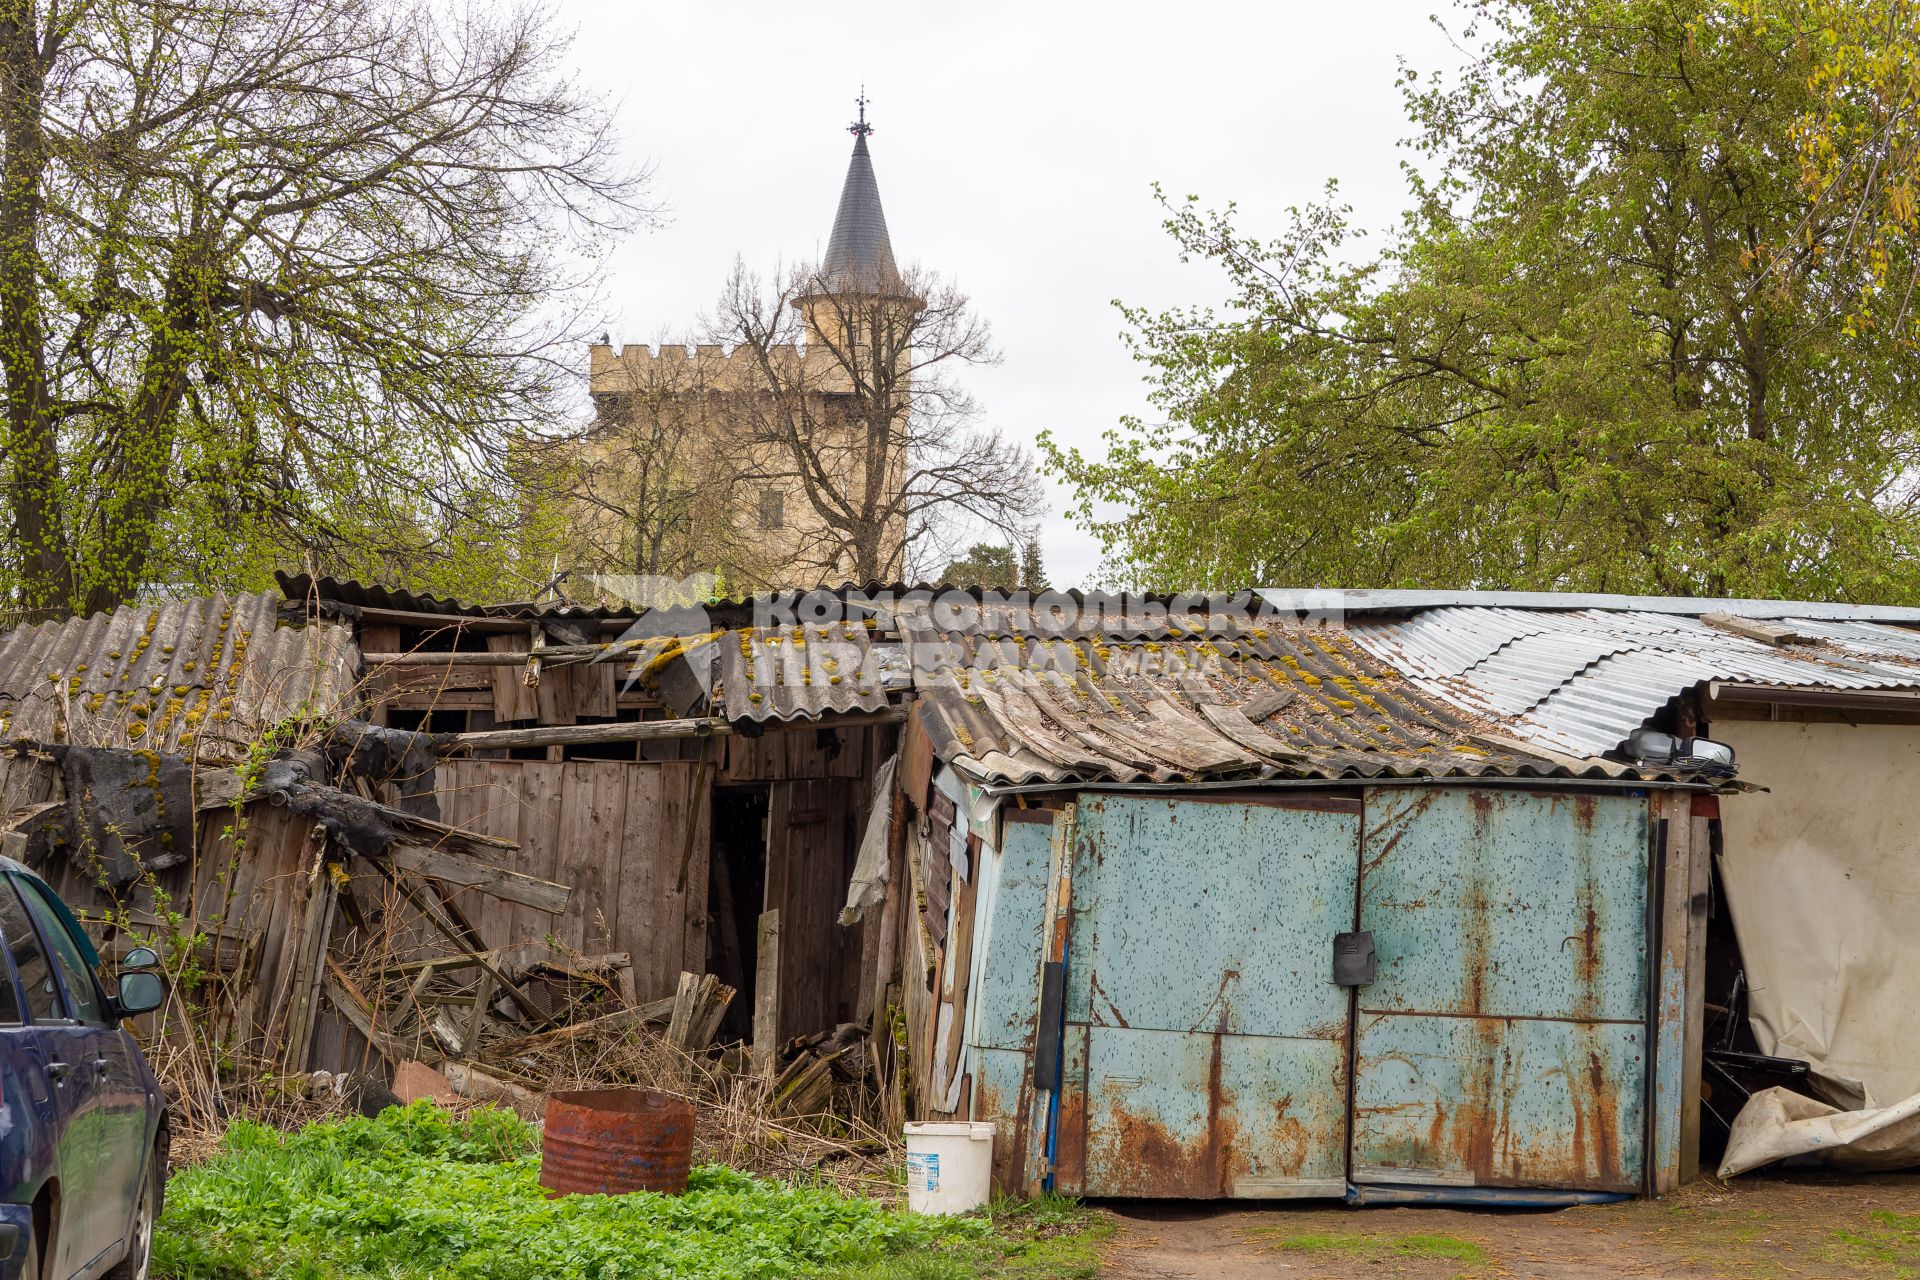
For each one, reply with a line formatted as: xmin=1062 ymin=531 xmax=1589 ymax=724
xmin=0 ymin=1 xmax=70 ymax=611
xmin=83 ymin=249 xmax=201 ymax=614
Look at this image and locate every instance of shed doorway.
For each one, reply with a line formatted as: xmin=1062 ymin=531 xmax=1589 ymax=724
xmin=1055 ymin=788 xmax=1654 ymax=1200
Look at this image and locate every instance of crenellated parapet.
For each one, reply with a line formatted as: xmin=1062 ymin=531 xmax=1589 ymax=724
xmin=588 ymin=341 xmax=838 ymax=395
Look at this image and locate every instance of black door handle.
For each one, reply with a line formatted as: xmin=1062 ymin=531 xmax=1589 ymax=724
xmin=1333 ymin=931 xmax=1375 ymax=986
xmin=45 ymin=1060 xmax=68 ymax=1082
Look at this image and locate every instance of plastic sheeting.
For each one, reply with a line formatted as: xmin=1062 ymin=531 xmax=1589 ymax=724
xmin=1715 ymin=721 xmax=1920 ymax=1111
xmin=1719 ymin=1087 xmax=1920 ymax=1177
xmin=1716 ymin=720 xmax=1920 ymax=1173
xmin=837 ymin=755 xmax=896 ymax=925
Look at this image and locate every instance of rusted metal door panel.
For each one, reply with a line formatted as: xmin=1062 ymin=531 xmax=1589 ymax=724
xmin=1083 ymin=1026 xmax=1349 ymax=1198
xmin=1069 ymin=793 xmax=1358 ymax=1198
xmin=1352 ymin=789 xmax=1650 ymax=1192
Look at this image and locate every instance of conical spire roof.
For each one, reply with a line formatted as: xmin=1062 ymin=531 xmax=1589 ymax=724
xmin=822 ymin=130 xmax=900 ymax=293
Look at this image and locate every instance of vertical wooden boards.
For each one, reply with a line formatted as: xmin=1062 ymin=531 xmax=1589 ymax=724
xmin=1681 ymin=795 xmax=1717 ymax=1184
xmin=764 ymin=778 xmax=865 ymax=1042
xmin=615 ymin=765 xmax=668 ymax=993
xmin=753 ymin=908 xmax=781 ymax=1076
xmin=487 ymin=634 xmax=538 ymax=723
xmin=511 ymin=760 xmax=564 ymax=951
xmin=1652 ymin=790 xmax=1691 ymax=1194
xmin=661 ymin=761 xmax=711 ymax=977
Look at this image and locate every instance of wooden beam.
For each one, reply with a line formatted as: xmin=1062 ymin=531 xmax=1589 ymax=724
xmin=322 ymin=963 xmax=415 ymax=1067
xmin=1700 ymin=613 xmax=1811 ymax=647
xmin=363 ymin=644 xmax=632 ymax=668
xmin=446 ymin=716 xmax=731 ymax=751
xmin=382 ymin=842 xmax=571 ymax=914
xmin=753 ymin=909 xmax=781 ymax=1078
xmin=442 ymin=708 xmax=903 ymax=753
xmin=488 ymin=994 xmax=678 ymax=1056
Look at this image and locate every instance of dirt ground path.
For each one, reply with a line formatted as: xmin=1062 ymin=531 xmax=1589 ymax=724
xmin=1098 ymin=1172 xmax=1920 ymax=1279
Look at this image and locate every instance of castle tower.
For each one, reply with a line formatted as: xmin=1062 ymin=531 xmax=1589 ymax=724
xmin=799 ymin=93 xmax=923 ymax=348
xmin=571 ymin=97 xmax=921 ymax=596
xmin=821 ymin=99 xmax=899 ymax=293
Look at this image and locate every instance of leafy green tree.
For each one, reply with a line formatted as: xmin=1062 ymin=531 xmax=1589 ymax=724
xmin=1045 ymin=1 xmax=1920 ymax=599
xmin=940 ymin=542 xmax=1018 ymax=588
xmin=0 ymin=0 xmax=647 ymax=617
xmin=1773 ymin=0 xmax=1920 ymax=337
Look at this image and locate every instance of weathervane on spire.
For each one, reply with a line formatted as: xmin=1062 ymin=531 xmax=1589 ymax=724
xmin=849 ymin=87 xmax=873 ymax=138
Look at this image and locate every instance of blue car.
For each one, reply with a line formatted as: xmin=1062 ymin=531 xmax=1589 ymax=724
xmin=0 ymin=858 xmax=167 ymax=1280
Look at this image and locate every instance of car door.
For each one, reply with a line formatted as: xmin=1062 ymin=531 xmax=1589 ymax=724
xmin=0 ymin=876 xmax=102 ymax=1277
xmin=0 ymin=900 xmax=64 ymax=1261
xmin=8 ymin=874 xmax=139 ymax=1276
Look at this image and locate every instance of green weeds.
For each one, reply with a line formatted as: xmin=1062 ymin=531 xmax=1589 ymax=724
xmin=154 ymin=1103 xmax=994 ymax=1280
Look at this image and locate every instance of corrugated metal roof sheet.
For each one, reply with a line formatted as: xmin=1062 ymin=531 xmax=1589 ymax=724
xmin=1350 ymin=607 xmax=1920 ymax=757
xmin=0 ymin=592 xmax=359 ymax=804
xmin=1259 ymin=587 xmax=1920 ymax=623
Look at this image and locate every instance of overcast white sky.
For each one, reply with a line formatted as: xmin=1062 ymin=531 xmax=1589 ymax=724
xmin=553 ymin=1 xmax=1468 ymax=589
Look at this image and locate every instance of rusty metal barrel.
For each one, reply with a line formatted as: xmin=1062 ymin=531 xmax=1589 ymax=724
xmin=538 ymin=1088 xmax=695 ymax=1196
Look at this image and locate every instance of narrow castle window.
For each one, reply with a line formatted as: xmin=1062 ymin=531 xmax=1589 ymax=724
xmin=759 ymin=490 xmax=785 ymax=530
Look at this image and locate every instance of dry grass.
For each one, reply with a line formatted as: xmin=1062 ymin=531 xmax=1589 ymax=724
xmin=504 ymin=1025 xmax=904 ymax=1200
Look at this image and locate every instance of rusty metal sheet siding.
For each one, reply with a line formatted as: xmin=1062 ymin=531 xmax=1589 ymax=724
xmin=1068 ymin=794 xmax=1357 ymax=1198
xmin=969 ymin=815 xmax=1057 ymax=1053
xmin=969 ymin=1046 xmax=1032 ymax=1192
xmin=1351 ymin=788 xmax=1651 ymax=1192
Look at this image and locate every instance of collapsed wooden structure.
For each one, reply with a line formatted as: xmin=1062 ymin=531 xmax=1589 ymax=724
xmin=0 ymin=579 xmax=910 ymax=1114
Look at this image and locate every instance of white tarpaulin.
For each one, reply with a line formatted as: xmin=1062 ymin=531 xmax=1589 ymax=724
xmin=1714 ymin=720 xmax=1920 ymax=1171
xmin=1720 ymin=1087 xmax=1920 ymax=1177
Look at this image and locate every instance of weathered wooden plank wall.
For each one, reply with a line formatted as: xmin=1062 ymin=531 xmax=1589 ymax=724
xmin=435 ymin=758 xmax=710 ymax=1003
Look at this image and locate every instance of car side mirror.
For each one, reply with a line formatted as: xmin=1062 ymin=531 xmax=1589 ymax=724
xmin=121 ymin=946 xmax=159 ymax=971
xmin=116 ymin=971 xmax=164 ymax=1016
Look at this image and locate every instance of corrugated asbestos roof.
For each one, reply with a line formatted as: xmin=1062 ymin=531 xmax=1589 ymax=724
xmin=283 ymin=573 xmax=1275 ymax=628
xmin=0 ymin=592 xmax=359 ymax=803
xmin=1349 ymin=607 xmax=1920 ymax=758
xmin=705 ymin=618 xmax=1674 ymax=785
xmin=913 ymin=630 xmax=1675 ymax=786
xmin=278 ymin=572 xmax=636 ymax=622
xmin=715 ymin=622 xmax=905 ymax=723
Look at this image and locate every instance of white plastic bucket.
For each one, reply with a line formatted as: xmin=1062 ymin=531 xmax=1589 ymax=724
xmin=903 ymin=1120 xmax=994 ymax=1214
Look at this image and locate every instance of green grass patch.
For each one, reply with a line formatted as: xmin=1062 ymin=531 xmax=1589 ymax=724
xmin=815 ymin=1193 xmax=1113 ymax=1280
xmin=1251 ymin=1227 xmax=1488 ymax=1266
xmin=1831 ymin=1209 xmax=1920 ymax=1279
xmin=154 ymin=1102 xmax=993 ymax=1280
